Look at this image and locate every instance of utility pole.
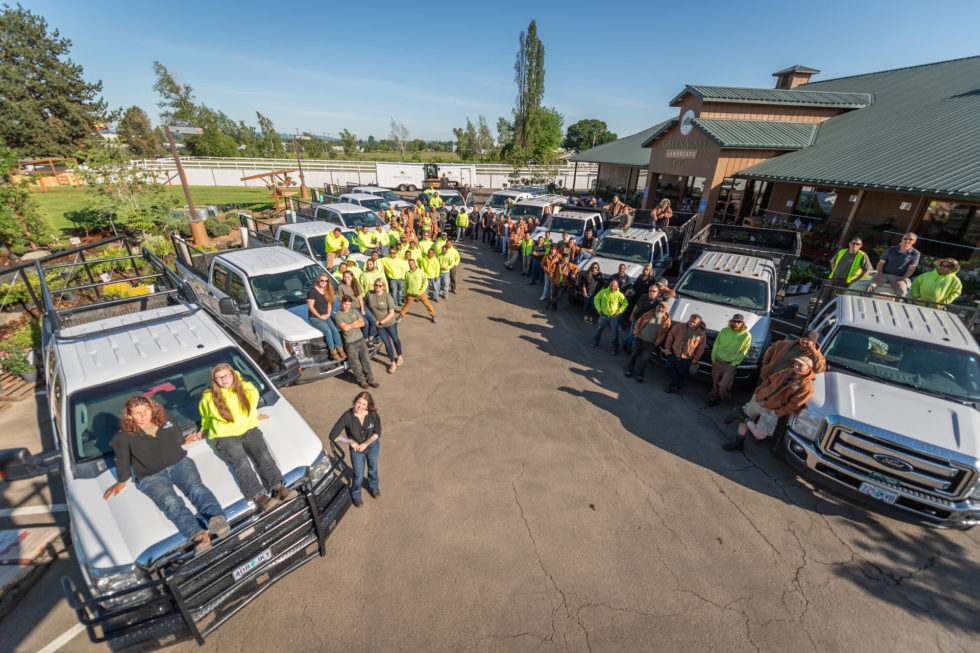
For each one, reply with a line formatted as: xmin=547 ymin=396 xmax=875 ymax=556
xmin=293 ymin=135 xmax=309 ymax=199
xmin=165 ymin=125 xmax=208 ymax=245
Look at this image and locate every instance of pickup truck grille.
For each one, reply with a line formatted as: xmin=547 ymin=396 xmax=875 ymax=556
xmin=309 ymin=339 xmax=332 ymax=363
xmin=823 ymin=426 xmax=975 ymax=500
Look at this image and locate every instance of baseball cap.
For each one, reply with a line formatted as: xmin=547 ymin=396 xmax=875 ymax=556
xmin=657 ymin=278 xmax=669 ymax=285
xmin=792 ymin=356 xmax=813 ymax=368
xmin=731 ymin=314 xmax=745 ymax=322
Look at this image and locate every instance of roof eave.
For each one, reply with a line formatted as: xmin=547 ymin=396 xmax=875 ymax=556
xmin=732 ymin=171 xmax=980 ymax=200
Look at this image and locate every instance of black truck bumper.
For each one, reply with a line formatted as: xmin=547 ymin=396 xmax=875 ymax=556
xmin=63 ymin=456 xmax=353 ymax=650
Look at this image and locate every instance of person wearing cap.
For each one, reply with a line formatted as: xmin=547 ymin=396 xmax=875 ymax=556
xmin=759 ymin=331 xmax=826 ymax=380
xmin=656 ymin=278 xmax=676 ymax=300
xmin=911 ymin=258 xmax=962 ymax=305
xmin=398 ymin=258 xmax=437 ymax=324
xmin=662 ymin=314 xmax=707 ymax=393
xmin=324 ymin=227 xmax=349 ymax=270
xmin=625 ymin=301 xmax=670 ymax=382
xmin=333 ymin=295 xmax=378 ymax=389
xmin=708 ymin=314 xmax=752 ymax=406
xmin=723 ymin=357 xmax=815 ymax=451
xmin=589 ymin=279 xmax=629 ymax=354
xmin=829 ymin=237 xmax=873 ymax=287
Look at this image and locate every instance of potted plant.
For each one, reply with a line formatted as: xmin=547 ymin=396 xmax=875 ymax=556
xmin=0 ymin=348 xmax=36 ymax=383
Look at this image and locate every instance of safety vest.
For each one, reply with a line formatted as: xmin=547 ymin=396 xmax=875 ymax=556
xmin=830 ymin=249 xmax=870 ymax=284
xmin=543 ymin=238 xmax=552 ymax=254
xmin=384 ymin=209 xmax=395 ymax=221
xmin=521 ymin=238 xmax=534 ymax=256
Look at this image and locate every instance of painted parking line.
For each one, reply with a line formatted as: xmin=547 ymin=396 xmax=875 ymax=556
xmin=37 ymin=623 xmax=86 ymax=653
xmin=0 ymin=504 xmax=68 ymax=518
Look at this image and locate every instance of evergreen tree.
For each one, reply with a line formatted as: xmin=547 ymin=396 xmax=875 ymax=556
xmin=0 ymin=4 xmax=106 ymax=158
xmin=117 ymin=106 xmax=163 ymax=158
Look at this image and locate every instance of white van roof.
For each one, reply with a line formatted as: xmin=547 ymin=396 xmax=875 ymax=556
xmin=692 ymin=251 xmax=775 ymax=277
xmin=218 ymin=246 xmax=318 ymax=277
xmin=836 ymin=295 xmax=977 ymax=349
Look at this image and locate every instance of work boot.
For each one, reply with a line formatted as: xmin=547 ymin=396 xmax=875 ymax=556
xmin=207 ymin=515 xmax=230 ymax=539
xmin=625 ymin=369 xmax=632 ymax=378
xmin=352 ymin=496 xmax=363 ymax=508
xmin=368 ymin=488 xmax=380 ymax=499
xmin=191 ymin=530 xmax=211 ymax=554
xmin=276 ymin=485 xmax=299 ymax=502
xmin=368 ymin=381 xmax=380 ymax=388
xmin=330 ymin=349 xmax=342 ymax=361
xmin=431 ymin=316 xmax=438 ymax=323
xmin=722 ymin=437 xmax=746 ymax=451
xmin=255 ymin=494 xmax=281 ymax=513
xmin=359 ymin=382 xmax=371 ymax=389
xmin=337 ymin=348 xmax=347 ymax=360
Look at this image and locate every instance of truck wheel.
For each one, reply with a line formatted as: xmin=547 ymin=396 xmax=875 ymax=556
xmin=408 ymin=185 xmax=418 ymax=192
xmin=258 ymin=344 xmax=282 ymax=374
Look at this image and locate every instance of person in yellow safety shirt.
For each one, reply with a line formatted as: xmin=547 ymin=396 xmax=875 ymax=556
xmin=398 ymin=258 xmax=436 ymax=323
xmin=380 ymin=248 xmax=409 ymax=305
xmin=911 ymin=258 xmax=962 ymax=305
xmin=589 ymin=279 xmax=629 ymax=354
xmin=828 ymin=237 xmax=873 ymax=286
xmin=418 ymin=247 xmax=441 ymax=302
xmin=372 ymin=225 xmax=389 ymax=254
xmin=388 ymin=225 xmax=402 ymax=249
xmin=354 ymin=226 xmax=374 ymax=253
xmin=446 ymin=240 xmax=461 ymax=294
xmin=520 ymin=232 xmax=534 ymax=276
xmin=433 ymin=233 xmax=448 ymax=256
xmin=430 ymin=193 xmax=444 ymax=212
xmin=418 ymin=232 xmax=434 ymax=258
xmin=455 ymin=208 xmax=469 ymax=242
xmin=324 ymin=227 xmax=350 ymax=270
xmin=344 ymin=256 xmax=365 ymax=289
xmin=384 ymin=208 xmax=396 ymax=222
xmin=198 ymin=365 xmax=294 ymax=512
xmin=437 ymin=245 xmax=454 ymax=300
xmin=708 ymin=314 xmax=752 ymax=406
xmin=361 ymin=258 xmax=388 ymax=297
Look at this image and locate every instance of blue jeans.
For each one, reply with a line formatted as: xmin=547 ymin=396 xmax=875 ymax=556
xmin=428 ymin=277 xmax=441 ymax=299
xmin=378 ymin=324 xmax=402 ymax=362
xmin=389 ymin=278 xmax=404 ymax=305
xmin=136 ymin=457 xmax=223 ymax=539
xmin=623 ymin=318 xmax=637 ymax=350
xmin=592 ymin=314 xmax=621 ymax=349
xmin=540 ymin=277 xmax=551 ymax=300
xmin=438 ymin=271 xmax=450 ymax=296
xmin=361 ymin=305 xmax=378 ymax=338
xmin=666 ymin=354 xmax=693 ymax=389
xmin=349 ymin=439 xmax=379 ymax=500
xmin=530 ymin=259 xmax=544 ymax=283
xmin=584 ymin=293 xmax=598 ymax=319
xmin=309 ymin=316 xmax=342 ymax=350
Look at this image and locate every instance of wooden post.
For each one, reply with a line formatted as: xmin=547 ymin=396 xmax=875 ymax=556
xmin=837 ymin=189 xmax=865 ymax=248
xmin=293 ymin=136 xmax=309 ymax=199
xmin=165 ymin=126 xmax=198 ymax=223
xmin=571 ymin=161 xmax=578 ymax=192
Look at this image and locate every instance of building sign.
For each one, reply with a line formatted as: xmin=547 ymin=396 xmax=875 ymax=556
xmin=666 ymin=149 xmax=697 ymax=159
xmin=662 ymin=137 xmax=708 ymax=150
xmin=679 ymin=109 xmax=696 ymax=136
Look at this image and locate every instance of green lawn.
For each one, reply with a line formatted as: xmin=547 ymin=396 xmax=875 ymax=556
xmin=34 ymin=187 xmax=277 ymax=234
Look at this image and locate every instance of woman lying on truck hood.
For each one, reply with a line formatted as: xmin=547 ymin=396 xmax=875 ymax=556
xmin=197 ymin=364 xmax=297 ymax=513
xmin=105 ymin=396 xmax=229 ymax=553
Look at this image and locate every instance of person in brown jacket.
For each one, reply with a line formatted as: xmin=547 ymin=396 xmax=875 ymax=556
xmin=547 ymin=250 xmax=578 ymax=311
xmin=505 ymin=220 xmax=525 ymax=270
xmin=760 ymin=331 xmax=826 ymax=380
xmin=663 ymin=314 xmax=707 ymax=393
xmin=626 ymin=302 xmax=671 ymax=382
xmin=723 ymin=357 xmax=815 ymax=451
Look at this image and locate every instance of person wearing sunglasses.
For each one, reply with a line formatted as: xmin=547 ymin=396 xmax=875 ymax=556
xmin=911 ymin=258 xmax=962 ymax=305
xmin=366 ymin=278 xmax=403 ymax=374
xmin=707 ymin=314 xmax=752 ymax=407
xmin=829 ymin=238 xmax=873 ymax=287
xmin=307 ymin=274 xmax=345 ymax=361
xmin=870 ymin=232 xmax=920 ymax=298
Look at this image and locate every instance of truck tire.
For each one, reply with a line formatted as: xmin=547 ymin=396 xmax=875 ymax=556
xmin=258 ymin=344 xmax=282 ymax=374
xmin=408 ymin=185 xmax=418 ymax=192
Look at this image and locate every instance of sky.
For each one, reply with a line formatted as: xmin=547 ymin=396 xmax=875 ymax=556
xmin=25 ymin=0 xmax=980 ymax=143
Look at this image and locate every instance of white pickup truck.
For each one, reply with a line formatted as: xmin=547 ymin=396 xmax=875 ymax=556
xmin=0 ymin=238 xmax=352 ymax=648
xmin=784 ymin=294 xmax=980 ymax=529
xmin=242 ymin=214 xmax=369 ymax=271
xmin=350 ymin=185 xmax=412 ymax=211
xmin=576 ymin=227 xmax=672 ymax=281
xmin=311 ymin=201 xmax=389 ymax=233
xmin=171 ymin=234 xmax=348 ymax=382
xmin=530 ymin=206 xmax=609 ymax=246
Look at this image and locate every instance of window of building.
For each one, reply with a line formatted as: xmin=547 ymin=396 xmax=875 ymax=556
xmin=918 ymin=201 xmax=980 ymax=246
xmin=714 ymin=178 xmax=747 ymax=224
xmin=795 ymin=186 xmax=837 ymax=219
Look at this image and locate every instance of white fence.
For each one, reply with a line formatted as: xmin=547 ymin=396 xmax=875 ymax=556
xmin=134 ymin=157 xmax=599 ymax=191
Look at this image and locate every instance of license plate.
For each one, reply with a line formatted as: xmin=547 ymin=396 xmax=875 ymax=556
xmin=232 ymin=548 xmax=272 ymax=582
xmin=859 ymin=482 xmax=898 ymax=505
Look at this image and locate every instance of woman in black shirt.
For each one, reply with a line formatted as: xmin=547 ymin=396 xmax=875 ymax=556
xmin=329 ymin=391 xmax=381 ymax=508
xmin=307 ymin=272 xmax=345 ymax=360
xmin=105 ymin=396 xmax=229 ymax=552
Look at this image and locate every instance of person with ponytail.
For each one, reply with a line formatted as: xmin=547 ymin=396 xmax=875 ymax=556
xmin=197 ymin=363 xmax=296 ymax=512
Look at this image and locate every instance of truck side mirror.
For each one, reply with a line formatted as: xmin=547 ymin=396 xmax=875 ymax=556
xmin=0 ymin=447 xmax=61 ymax=482
xmin=218 ymin=297 xmax=238 ymax=315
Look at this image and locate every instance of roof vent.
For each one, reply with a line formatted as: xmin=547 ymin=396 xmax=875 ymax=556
xmin=772 ymin=65 xmax=820 ymax=89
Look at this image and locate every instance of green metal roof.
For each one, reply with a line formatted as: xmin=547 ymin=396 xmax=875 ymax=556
xmin=692 ymin=118 xmax=817 ymax=150
xmin=772 ymin=65 xmax=820 ymax=76
xmin=571 ymin=119 xmax=675 ymax=166
xmin=670 ymin=85 xmax=872 ymax=108
xmin=738 ymin=55 xmax=980 ymax=200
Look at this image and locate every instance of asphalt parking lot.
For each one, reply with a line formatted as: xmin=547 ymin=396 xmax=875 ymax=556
xmin=2 ymin=240 xmax=979 ymax=652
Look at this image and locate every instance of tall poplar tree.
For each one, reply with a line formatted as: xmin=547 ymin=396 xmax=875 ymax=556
xmin=512 ymin=20 xmax=545 ymax=160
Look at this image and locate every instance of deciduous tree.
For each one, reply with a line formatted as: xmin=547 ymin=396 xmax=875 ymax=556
xmin=117 ymin=106 xmax=163 ymax=158
xmin=389 ymin=119 xmax=410 ymax=159
xmin=563 ymin=119 xmax=617 ymax=152
xmin=0 ymin=146 xmax=52 ymax=247
xmin=512 ymin=20 xmax=545 ymax=161
xmin=339 ymin=129 xmax=357 ymax=157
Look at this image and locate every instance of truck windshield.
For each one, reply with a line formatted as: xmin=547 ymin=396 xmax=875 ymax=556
xmin=441 ymin=196 xmax=465 ymax=208
xmin=344 ymin=211 xmax=384 ymax=230
xmin=374 ymin=190 xmax=400 ymax=202
xmin=594 ymin=238 xmax=651 ymax=264
xmin=824 ymin=327 xmax=980 ymax=403
xmin=250 ymin=264 xmax=322 ymax=309
xmin=486 ymin=193 xmax=514 ymax=209
xmin=509 ymin=205 xmax=542 ymax=220
xmin=675 ymin=269 xmax=769 ymax=313
xmin=357 ymin=198 xmax=389 ymax=211
xmin=69 ymin=347 xmax=270 ymax=463
xmin=546 ymin=217 xmax=584 ymax=236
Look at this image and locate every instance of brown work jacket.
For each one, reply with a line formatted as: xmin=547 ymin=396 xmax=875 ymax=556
xmin=760 ymin=338 xmax=827 ymax=379
xmin=664 ymin=322 xmax=707 ymax=360
xmin=753 ymin=367 xmax=816 ymax=416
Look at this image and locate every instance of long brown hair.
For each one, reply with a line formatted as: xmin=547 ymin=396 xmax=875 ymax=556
xmin=314 ymin=273 xmax=334 ymax=303
xmin=341 ymin=271 xmax=361 ymax=298
xmin=120 ymin=396 xmax=167 ymax=433
xmin=352 ymin=391 xmax=376 ymax=413
xmin=207 ymin=363 xmax=251 ymax=422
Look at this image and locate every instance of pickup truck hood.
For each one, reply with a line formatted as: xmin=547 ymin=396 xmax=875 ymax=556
xmin=666 ymin=296 xmax=769 ymax=347
xmin=389 ymin=200 xmax=412 ymax=210
xmin=257 ymin=304 xmax=322 ymax=342
xmin=67 ymin=400 xmax=325 ymax=572
xmin=808 ymin=371 xmax=980 ymax=459
xmin=577 ymin=255 xmax=644 ymax=280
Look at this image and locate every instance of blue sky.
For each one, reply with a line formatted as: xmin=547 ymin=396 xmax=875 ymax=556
xmin=27 ymin=0 xmax=980 ymax=142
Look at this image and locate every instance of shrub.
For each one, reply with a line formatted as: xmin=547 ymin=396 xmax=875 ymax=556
xmin=102 ymin=282 xmax=152 ymax=299
xmin=204 ymin=217 xmax=232 ymax=237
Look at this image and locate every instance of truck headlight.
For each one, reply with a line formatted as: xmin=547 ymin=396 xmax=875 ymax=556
xmin=88 ymin=564 xmax=155 ymax=607
xmin=284 ymin=340 xmax=312 ymax=362
xmin=309 ymin=450 xmax=333 ymax=486
xmin=743 ymin=344 xmax=762 ymax=363
xmin=790 ymin=410 xmax=824 ymax=443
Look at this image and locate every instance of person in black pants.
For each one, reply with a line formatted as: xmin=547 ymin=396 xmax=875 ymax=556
xmin=625 ymin=302 xmax=671 ymax=382
xmin=329 ymin=391 xmax=381 ymax=507
xmin=334 ymin=295 xmax=379 ymax=389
